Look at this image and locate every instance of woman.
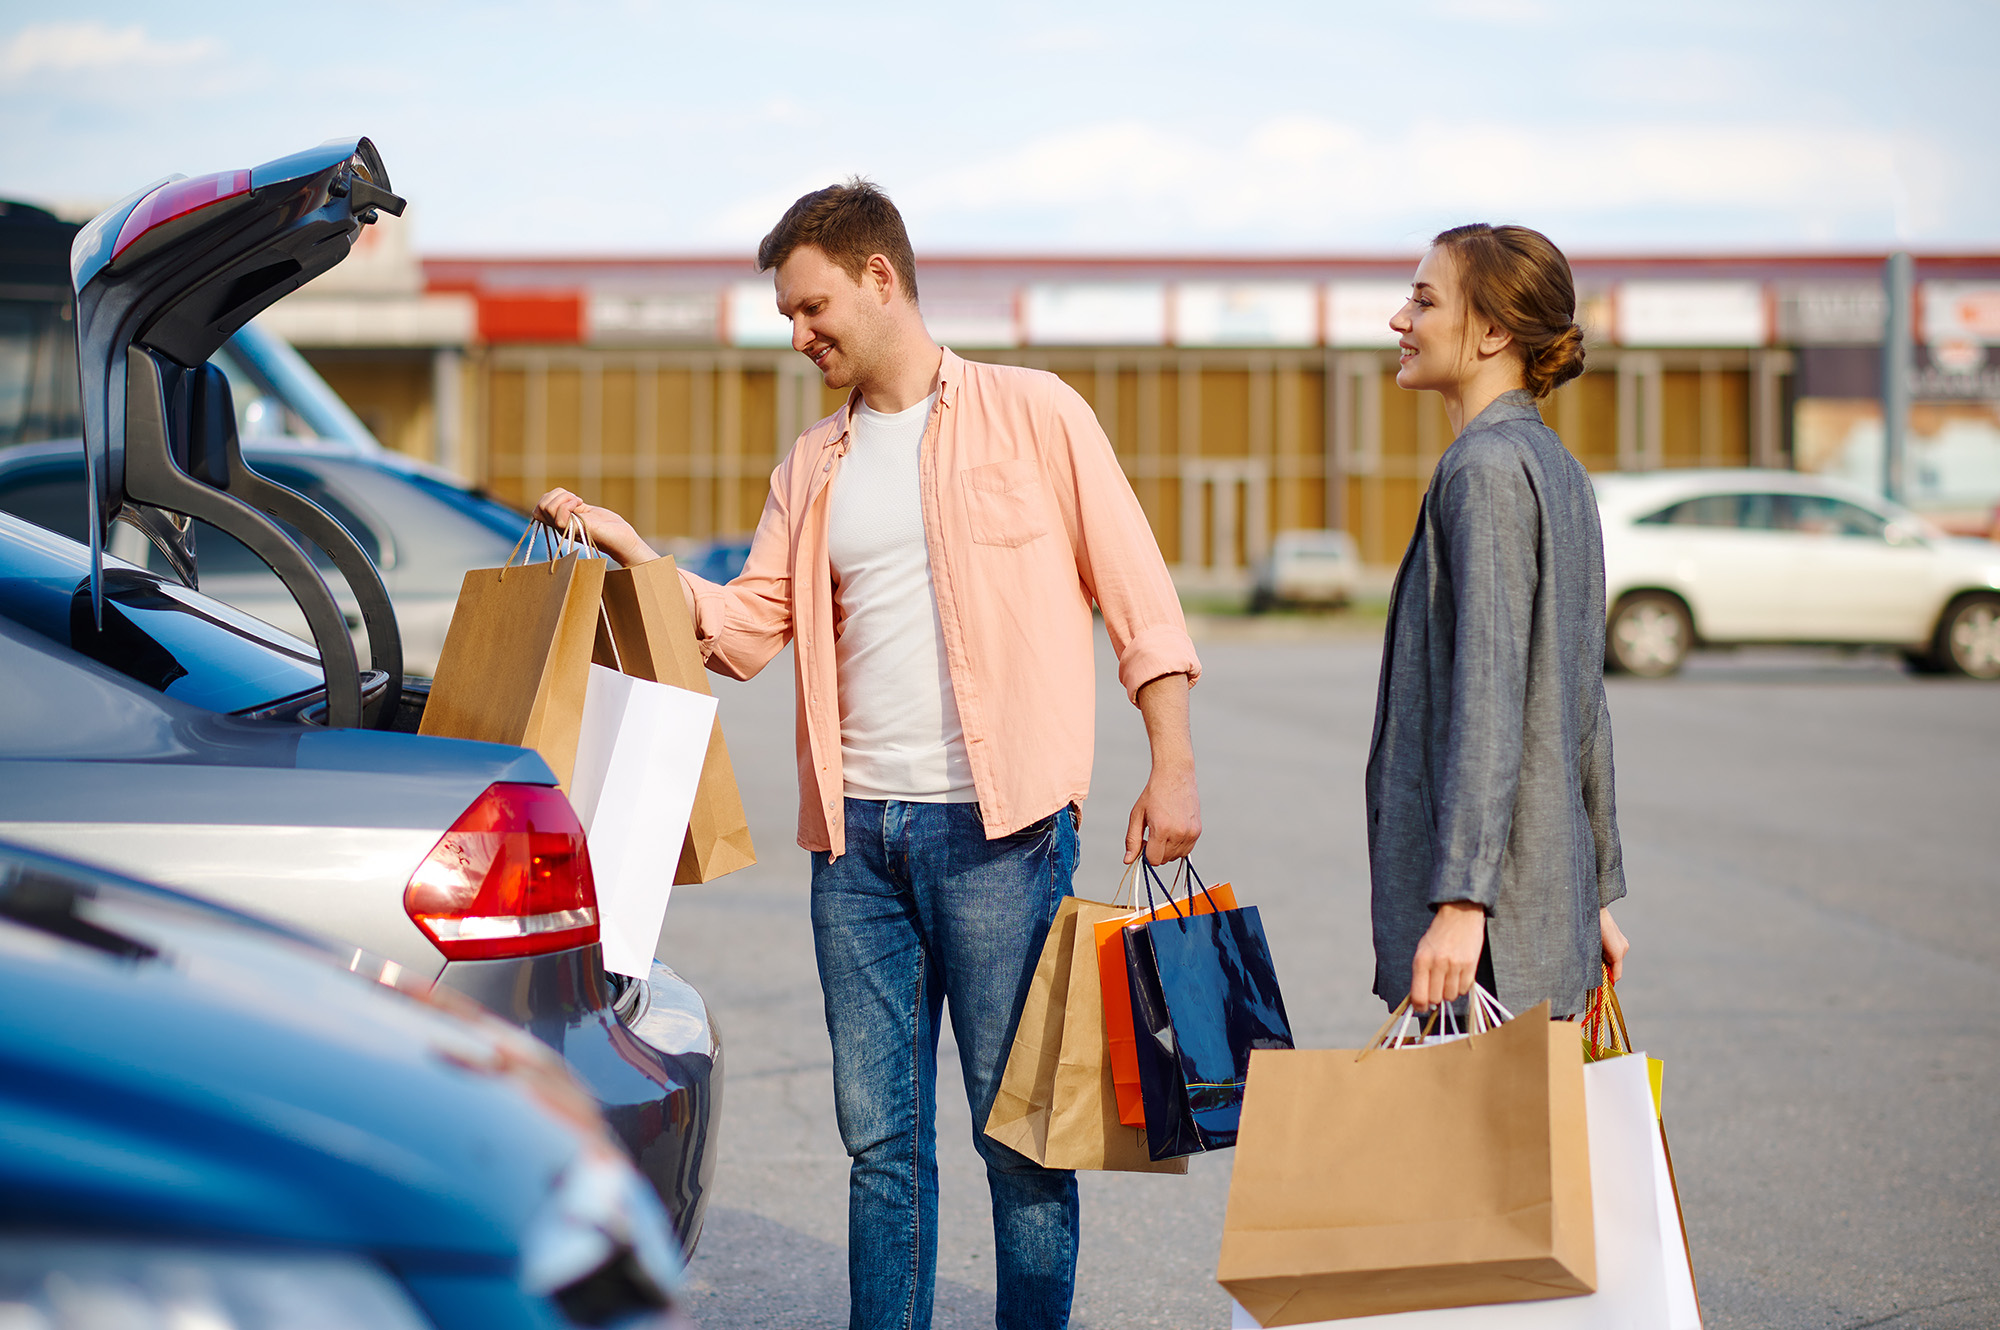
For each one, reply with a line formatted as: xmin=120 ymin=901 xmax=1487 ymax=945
xmin=1368 ymin=223 xmax=1631 ymax=1020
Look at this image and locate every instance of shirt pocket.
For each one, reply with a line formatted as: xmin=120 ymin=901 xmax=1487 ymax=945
xmin=959 ymin=458 xmax=1051 ymax=548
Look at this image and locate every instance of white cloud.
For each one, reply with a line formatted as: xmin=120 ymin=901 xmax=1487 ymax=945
xmin=0 ymin=21 xmax=221 ymax=78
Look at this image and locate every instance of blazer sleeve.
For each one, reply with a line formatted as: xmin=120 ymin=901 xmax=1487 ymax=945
xmin=1428 ymin=449 xmax=1540 ymax=911
xmin=1583 ymin=679 xmax=1628 ymax=907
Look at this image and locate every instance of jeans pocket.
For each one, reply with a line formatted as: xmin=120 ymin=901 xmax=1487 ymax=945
xmin=999 ymin=811 xmax=1059 ymax=845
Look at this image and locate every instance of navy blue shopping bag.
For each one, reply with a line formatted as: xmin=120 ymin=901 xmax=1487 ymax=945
xmin=1123 ymin=862 xmax=1294 ymax=1161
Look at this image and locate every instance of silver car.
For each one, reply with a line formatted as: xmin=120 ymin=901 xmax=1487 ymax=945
xmin=0 ymin=511 xmax=721 ymax=1251
xmin=0 ymin=322 xmax=527 ymax=677
xmin=1 ymin=137 xmax=720 ymax=1250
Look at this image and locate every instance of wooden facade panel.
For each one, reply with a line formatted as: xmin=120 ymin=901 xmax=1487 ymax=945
xmin=1550 ymin=371 xmax=1620 ymax=472
xmin=305 ymin=354 xmax=434 ymax=460
xmin=1200 ymin=370 xmax=1251 ymax=458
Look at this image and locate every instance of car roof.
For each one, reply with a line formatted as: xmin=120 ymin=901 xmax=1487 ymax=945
xmin=0 ymin=434 xmax=483 ymax=492
xmin=1591 ymin=468 xmax=1902 ymax=519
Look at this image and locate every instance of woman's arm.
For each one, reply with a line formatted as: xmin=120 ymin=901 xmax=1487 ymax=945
xmin=1408 ymin=451 xmax=1541 ymax=1009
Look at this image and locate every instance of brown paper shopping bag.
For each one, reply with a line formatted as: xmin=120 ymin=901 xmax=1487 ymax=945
xmin=420 ymin=525 xmax=606 ymax=790
xmin=983 ymin=895 xmax=1187 ymax=1175
xmin=594 ymin=555 xmax=756 ymax=884
xmin=1218 ymin=1000 xmax=1595 ymax=1325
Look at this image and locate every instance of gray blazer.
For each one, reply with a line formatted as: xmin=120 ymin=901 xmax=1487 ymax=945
xmin=1365 ymin=389 xmax=1626 ymax=1018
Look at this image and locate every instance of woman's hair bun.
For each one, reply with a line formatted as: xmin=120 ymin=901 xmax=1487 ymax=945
xmin=1432 ymin=224 xmax=1584 ymax=400
xmin=1526 ymin=322 xmax=1586 ymax=398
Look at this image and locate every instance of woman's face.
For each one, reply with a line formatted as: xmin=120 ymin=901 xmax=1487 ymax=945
xmin=1389 ymin=246 xmax=1472 ymax=393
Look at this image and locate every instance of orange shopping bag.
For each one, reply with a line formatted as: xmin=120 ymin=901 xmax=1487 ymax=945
xmin=1094 ymin=861 xmax=1237 ymax=1128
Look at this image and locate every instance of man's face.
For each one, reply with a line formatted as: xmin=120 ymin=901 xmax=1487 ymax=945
xmin=773 ymin=245 xmax=888 ymax=391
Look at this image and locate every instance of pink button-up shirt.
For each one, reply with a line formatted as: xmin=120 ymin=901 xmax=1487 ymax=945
xmin=679 ymin=348 xmax=1200 ymax=858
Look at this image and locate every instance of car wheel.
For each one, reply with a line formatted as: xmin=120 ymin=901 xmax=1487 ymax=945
xmin=1935 ymin=594 xmax=2000 ymax=679
xmin=1606 ymin=592 xmax=1693 ymax=678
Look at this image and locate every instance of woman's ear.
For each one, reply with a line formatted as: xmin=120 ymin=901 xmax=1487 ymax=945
xmin=1475 ymin=318 xmax=1515 ymax=361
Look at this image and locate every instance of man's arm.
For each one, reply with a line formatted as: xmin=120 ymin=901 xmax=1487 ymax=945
xmin=1125 ymin=672 xmax=1200 ymax=866
xmin=535 ymin=490 xmax=656 ymax=567
xmin=534 ymin=479 xmax=796 ymax=681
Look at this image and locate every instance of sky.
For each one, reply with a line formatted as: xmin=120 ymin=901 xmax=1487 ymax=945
xmin=0 ymin=0 xmax=1994 ymax=258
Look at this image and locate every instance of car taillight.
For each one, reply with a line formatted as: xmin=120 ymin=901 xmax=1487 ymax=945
xmin=112 ymin=170 xmax=252 ymax=261
xmin=405 ymin=783 xmax=599 ymax=962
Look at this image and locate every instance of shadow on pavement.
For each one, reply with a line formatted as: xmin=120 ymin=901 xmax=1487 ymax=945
xmin=681 ymin=1207 xmax=996 ymax=1329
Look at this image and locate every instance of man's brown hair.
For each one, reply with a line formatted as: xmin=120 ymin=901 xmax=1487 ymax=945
xmin=757 ymin=178 xmax=919 ymax=304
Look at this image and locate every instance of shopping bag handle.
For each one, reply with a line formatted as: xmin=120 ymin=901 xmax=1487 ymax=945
xmin=554 ymin=512 xmax=602 ymax=561
xmin=1581 ymin=962 xmax=1633 ymax=1059
xmin=1359 ymin=984 xmax=1515 ymax=1060
xmin=1111 ymin=857 xmax=1141 ymax=908
xmin=1136 ymin=858 xmax=1222 ymax=930
xmin=500 ymin=519 xmax=559 ymax=579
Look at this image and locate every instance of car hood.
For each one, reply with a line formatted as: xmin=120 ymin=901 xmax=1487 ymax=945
xmin=0 ymin=842 xmax=603 ymax=1270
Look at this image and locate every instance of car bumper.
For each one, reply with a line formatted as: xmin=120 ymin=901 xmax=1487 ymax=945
xmin=435 ymin=948 xmax=721 ymax=1257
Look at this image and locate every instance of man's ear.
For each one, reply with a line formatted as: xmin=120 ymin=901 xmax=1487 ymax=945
xmin=865 ymin=253 xmax=898 ymax=306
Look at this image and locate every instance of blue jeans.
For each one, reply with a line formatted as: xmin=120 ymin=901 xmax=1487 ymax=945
xmin=811 ymin=799 xmax=1081 ymax=1330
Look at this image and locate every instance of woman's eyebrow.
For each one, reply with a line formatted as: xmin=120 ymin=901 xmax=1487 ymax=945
xmin=1411 ymin=282 xmax=1436 ymax=295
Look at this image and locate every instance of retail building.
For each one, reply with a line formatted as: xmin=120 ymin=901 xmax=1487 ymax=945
xmin=262 ymin=227 xmax=2000 ymax=576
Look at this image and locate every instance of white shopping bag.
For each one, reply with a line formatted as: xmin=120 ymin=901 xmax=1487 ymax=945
xmin=568 ymin=663 xmax=718 ymax=979
xmin=1229 ymin=1053 xmax=1699 ymax=1329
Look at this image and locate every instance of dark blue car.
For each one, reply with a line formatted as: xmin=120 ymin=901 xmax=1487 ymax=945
xmin=0 ymin=841 xmax=683 ymax=1329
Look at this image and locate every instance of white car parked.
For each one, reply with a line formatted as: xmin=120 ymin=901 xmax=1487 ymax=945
xmin=1594 ymin=469 xmax=2000 ymax=679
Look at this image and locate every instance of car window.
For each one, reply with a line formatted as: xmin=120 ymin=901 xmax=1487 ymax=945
xmin=0 ymin=456 xmax=382 ymax=575
xmin=0 ymin=461 xmax=92 ymax=545
xmin=0 ymin=512 xmax=324 ymax=713
xmin=1635 ymin=493 xmax=1778 ymax=530
xmin=211 ymin=343 xmax=317 ymax=442
xmin=0 ymin=301 xmax=83 ymax=445
xmin=142 ymin=462 xmax=385 ymax=577
xmin=1778 ymin=495 xmax=1889 ymax=539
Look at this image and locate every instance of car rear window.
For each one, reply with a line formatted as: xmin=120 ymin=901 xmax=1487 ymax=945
xmin=0 ymin=512 xmax=324 ymax=714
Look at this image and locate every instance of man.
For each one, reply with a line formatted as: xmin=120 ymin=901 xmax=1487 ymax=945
xmin=537 ymin=179 xmax=1200 ymax=1330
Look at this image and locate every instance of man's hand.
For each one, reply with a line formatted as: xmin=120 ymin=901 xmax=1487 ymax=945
xmin=1127 ymin=673 xmax=1199 ymax=865
xmin=1600 ymin=907 xmax=1630 ymax=984
xmin=1409 ymin=901 xmax=1485 ymax=1012
xmin=533 ymin=489 xmax=657 ymax=568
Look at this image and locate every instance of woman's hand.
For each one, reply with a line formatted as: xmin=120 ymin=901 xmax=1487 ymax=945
xmin=1600 ymin=907 xmax=1629 ymax=984
xmin=532 ymin=488 xmax=656 ymax=568
xmin=1409 ymin=901 xmax=1486 ymax=1012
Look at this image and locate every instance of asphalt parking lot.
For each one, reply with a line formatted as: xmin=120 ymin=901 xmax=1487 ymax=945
xmin=664 ymin=627 xmax=2000 ymax=1330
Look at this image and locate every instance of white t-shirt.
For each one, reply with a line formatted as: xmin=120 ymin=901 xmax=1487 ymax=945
xmin=825 ymin=389 xmax=975 ymax=802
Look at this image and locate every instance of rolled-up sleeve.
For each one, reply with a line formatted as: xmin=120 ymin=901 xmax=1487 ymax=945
xmin=679 ymin=460 xmax=797 ymax=681
xmin=1043 ymin=382 xmax=1201 ymax=703
xmin=1429 ymin=454 xmax=1539 ymax=910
